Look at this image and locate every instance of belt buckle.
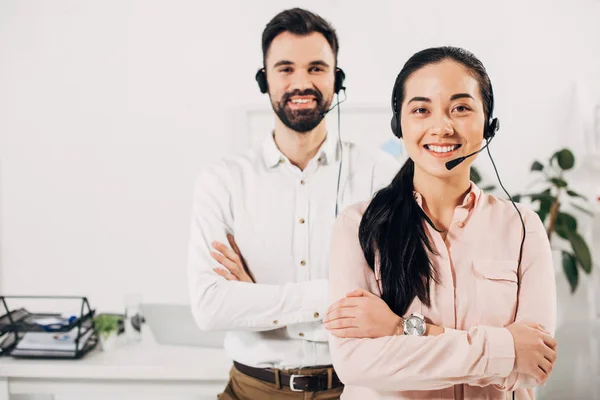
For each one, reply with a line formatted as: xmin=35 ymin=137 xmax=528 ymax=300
xmin=289 ymin=374 xmax=309 ymax=392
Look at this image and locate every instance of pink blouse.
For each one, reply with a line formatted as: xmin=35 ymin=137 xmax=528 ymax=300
xmin=328 ymin=183 xmax=556 ymax=399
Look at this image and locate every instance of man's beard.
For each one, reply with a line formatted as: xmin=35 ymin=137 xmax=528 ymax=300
xmin=271 ymin=88 xmax=332 ymax=133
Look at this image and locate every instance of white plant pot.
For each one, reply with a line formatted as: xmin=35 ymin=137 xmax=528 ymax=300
xmin=99 ymin=334 xmax=118 ymax=352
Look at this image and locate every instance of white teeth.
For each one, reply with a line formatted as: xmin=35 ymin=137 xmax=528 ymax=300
xmin=291 ymin=98 xmax=312 ymax=104
xmin=426 ymin=144 xmax=459 ymax=153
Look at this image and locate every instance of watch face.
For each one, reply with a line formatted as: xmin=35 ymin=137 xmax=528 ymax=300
xmin=405 ymin=316 xmax=426 ymax=336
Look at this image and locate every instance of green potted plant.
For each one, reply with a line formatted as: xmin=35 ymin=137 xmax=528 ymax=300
xmin=512 ymin=148 xmax=594 ymax=293
xmin=93 ymin=314 xmax=123 ymax=351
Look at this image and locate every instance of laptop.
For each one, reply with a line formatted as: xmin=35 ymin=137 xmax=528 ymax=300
xmin=140 ymin=303 xmax=225 ymax=348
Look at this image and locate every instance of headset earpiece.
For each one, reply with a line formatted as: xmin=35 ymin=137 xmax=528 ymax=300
xmin=255 ymin=69 xmax=268 ymax=94
xmin=334 ymin=68 xmax=346 ymax=95
xmin=390 ymin=79 xmax=402 ymax=138
xmin=390 ymin=112 xmax=401 ymax=138
xmin=485 ymin=117 xmax=500 ymax=140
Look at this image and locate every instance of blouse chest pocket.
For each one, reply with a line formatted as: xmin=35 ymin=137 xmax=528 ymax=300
xmin=471 ymin=260 xmax=519 ymax=326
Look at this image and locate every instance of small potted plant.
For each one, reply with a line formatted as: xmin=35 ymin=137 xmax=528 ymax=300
xmin=514 ymin=149 xmax=594 ymax=292
xmin=93 ymin=314 xmax=123 ymax=351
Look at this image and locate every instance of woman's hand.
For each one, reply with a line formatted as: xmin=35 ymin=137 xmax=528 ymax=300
xmin=324 ymin=288 xmax=446 ymax=338
xmin=324 ymin=288 xmax=402 ymax=338
xmin=505 ymin=322 xmax=557 ymax=385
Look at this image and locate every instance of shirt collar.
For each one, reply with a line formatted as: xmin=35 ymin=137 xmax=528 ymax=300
xmin=262 ymin=132 xmax=284 ymax=168
xmin=413 ymin=181 xmax=481 ymax=210
xmin=463 ymin=181 xmax=481 ymax=210
xmin=261 ymin=131 xmax=339 ymax=168
xmin=317 ymin=133 xmax=338 ymax=165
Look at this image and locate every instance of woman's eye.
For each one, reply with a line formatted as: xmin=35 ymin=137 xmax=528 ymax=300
xmin=413 ymin=108 xmax=428 ymax=114
xmin=454 ymin=105 xmax=471 ymax=112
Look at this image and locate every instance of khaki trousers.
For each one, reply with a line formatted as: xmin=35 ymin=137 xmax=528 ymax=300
xmin=218 ymin=364 xmax=344 ymax=400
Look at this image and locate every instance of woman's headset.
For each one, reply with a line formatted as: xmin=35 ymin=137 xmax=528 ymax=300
xmin=389 ymin=73 xmax=499 ymax=141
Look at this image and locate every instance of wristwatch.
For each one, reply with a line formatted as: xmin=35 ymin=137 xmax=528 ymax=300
xmin=403 ymin=313 xmax=426 ymax=336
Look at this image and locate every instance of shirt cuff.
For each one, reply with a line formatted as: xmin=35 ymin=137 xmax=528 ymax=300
xmin=483 ymin=326 xmax=516 ymax=378
xmin=301 ymin=279 xmax=328 ymax=322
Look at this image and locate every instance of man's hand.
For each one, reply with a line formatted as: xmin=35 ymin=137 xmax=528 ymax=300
xmin=324 ymin=288 xmax=402 ymax=338
xmin=210 ymin=234 xmax=255 ymax=283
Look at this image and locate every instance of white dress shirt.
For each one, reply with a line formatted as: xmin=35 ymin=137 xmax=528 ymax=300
xmin=187 ymin=132 xmax=400 ymax=369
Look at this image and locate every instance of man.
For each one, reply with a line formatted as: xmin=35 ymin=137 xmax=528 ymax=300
xmin=187 ymin=8 xmax=399 ymax=399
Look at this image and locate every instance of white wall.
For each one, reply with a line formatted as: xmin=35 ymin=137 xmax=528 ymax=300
xmin=1 ymin=0 xmax=599 ymax=314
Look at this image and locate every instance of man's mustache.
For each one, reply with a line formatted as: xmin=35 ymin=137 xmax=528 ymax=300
xmin=282 ymin=89 xmax=323 ymax=105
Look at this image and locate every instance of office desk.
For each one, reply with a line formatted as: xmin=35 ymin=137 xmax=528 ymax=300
xmin=1 ymin=320 xmax=599 ymax=399
xmin=0 ymin=340 xmax=232 ymax=400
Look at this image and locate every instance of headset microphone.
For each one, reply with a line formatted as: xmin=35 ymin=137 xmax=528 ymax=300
xmin=445 ymin=137 xmax=493 ymax=170
xmin=320 ymin=87 xmax=347 ymax=118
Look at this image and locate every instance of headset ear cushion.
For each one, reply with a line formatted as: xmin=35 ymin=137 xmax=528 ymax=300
xmin=255 ymin=69 xmax=267 ymax=94
xmin=485 ymin=117 xmax=500 ymax=139
xmin=391 ymin=113 xmax=402 ymax=138
xmin=334 ymin=68 xmax=346 ymax=94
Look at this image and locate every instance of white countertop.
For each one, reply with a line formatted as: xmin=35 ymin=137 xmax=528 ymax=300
xmin=2 ymin=320 xmax=599 ymax=400
xmin=0 ymin=327 xmax=232 ymax=382
xmin=0 ymin=343 xmax=231 ymax=381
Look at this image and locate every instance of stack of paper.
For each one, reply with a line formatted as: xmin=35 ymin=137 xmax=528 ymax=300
xmin=11 ymin=325 xmax=94 ymax=357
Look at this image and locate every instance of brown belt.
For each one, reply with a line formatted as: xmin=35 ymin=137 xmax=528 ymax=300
xmin=233 ymin=361 xmax=343 ymax=392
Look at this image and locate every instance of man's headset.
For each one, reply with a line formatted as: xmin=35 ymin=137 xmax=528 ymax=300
xmin=255 ymin=67 xmax=346 ymax=96
xmin=255 ymin=66 xmax=347 ymax=217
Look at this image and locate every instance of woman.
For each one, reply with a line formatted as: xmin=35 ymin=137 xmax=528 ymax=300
xmin=324 ymin=46 xmax=557 ymax=400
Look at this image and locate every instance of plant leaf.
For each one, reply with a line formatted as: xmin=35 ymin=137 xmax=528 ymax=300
xmin=571 ymin=203 xmax=595 ymax=216
xmin=556 ymin=212 xmax=577 ymax=232
xmin=556 ymin=149 xmax=575 ymax=170
xmin=550 ymin=177 xmax=568 ymax=188
xmin=512 ymin=194 xmax=522 ymax=203
xmin=562 ymin=251 xmax=579 ymax=293
xmin=530 ymin=188 xmax=552 ymax=199
xmin=531 ymin=161 xmax=544 ymax=171
xmin=555 ymin=225 xmax=568 ymax=240
xmin=470 ymin=167 xmax=481 ymax=184
xmin=565 ymin=230 xmax=593 ymax=274
xmin=530 ymin=194 xmax=555 ymax=203
xmin=481 ymin=185 xmax=496 ymax=192
xmin=566 ymin=190 xmax=588 ymax=200
xmin=533 ymin=194 xmax=555 ymax=223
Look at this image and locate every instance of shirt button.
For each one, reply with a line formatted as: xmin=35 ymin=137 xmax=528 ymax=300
xmin=299 ymin=218 xmax=305 ymax=224
xmin=300 ymin=180 xmax=305 ymax=185
xmin=273 ymin=320 xmax=278 ymax=324
xmin=314 ymin=312 xmax=319 ymax=318
xmin=300 ymin=260 xmax=306 ymax=266
xmin=457 ymin=221 xmax=465 ymax=228
xmin=278 ymin=158 xmax=285 ymax=164
xmin=299 ymin=333 xmax=305 ymax=337
xmin=318 ymin=157 xmax=323 ymax=163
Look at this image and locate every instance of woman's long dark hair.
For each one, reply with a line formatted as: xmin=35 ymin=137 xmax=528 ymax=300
xmin=359 ymin=46 xmax=494 ymax=316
